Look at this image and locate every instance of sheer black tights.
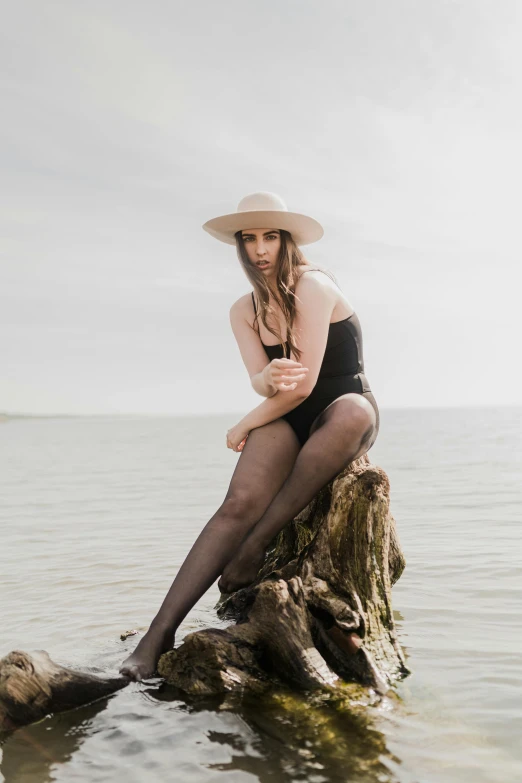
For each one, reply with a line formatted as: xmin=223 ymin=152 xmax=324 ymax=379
xmin=119 ymin=395 xmax=378 ymax=681
xmin=218 ymin=394 xmax=378 ymax=592
xmin=119 ymin=419 xmax=300 ymax=680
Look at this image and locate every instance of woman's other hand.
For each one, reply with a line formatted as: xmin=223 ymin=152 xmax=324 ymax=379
xmin=264 ymin=358 xmax=309 ymax=393
xmin=226 ymin=423 xmax=250 ymax=452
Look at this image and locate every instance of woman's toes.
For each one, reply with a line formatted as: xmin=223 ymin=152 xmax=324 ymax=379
xmin=119 ymin=662 xmax=132 ymax=677
xmin=119 ymin=664 xmax=140 ymax=681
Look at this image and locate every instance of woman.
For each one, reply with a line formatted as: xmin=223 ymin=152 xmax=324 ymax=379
xmin=119 ymin=192 xmax=379 ymax=681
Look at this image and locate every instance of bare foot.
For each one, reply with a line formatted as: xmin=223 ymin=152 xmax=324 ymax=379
xmin=119 ymin=624 xmax=175 ymax=681
xmin=218 ymin=538 xmax=265 ymax=593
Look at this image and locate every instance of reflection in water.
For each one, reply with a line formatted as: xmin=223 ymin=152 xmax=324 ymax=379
xmin=1 ymin=699 xmax=113 ymax=783
xmin=131 ymin=681 xmax=399 ymax=783
xmin=209 ymin=689 xmax=399 ymax=783
xmin=1 ymin=674 xmax=401 ymax=783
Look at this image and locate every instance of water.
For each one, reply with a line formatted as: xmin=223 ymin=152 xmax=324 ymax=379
xmin=1 ymin=408 xmax=521 ymax=782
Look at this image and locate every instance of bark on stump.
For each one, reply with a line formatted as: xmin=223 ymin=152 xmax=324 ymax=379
xmin=158 ymin=454 xmax=409 ymax=698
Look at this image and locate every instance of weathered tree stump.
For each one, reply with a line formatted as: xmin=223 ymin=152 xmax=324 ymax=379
xmin=158 ymin=454 xmax=409 ymax=698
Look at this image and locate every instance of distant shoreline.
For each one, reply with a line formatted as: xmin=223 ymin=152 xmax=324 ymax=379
xmin=0 ymin=412 xmax=133 ymax=421
xmin=0 ymin=413 xmax=85 ymax=421
xmin=0 ymin=412 xmax=240 ymax=421
xmin=1 ymin=404 xmax=521 ymax=424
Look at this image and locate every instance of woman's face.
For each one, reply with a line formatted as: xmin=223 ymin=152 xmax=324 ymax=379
xmin=241 ymin=228 xmax=281 ymax=279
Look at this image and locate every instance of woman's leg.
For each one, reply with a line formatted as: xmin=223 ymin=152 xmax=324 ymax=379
xmin=119 ymin=419 xmax=301 ymax=681
xmin=218 ymin=393 xmax=378 ymax=593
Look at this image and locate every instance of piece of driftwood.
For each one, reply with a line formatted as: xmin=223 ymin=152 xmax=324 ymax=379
xmin=0 ymin=650 xmax=128 ymax=732
xmin=158 ymin=454 xmax=409 ymax=697
xmin=0 ymin=454 xmax=408 ymax=732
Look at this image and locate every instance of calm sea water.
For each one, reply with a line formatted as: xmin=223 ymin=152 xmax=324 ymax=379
xmin=1 ymin=408 xmax=521 ymax=782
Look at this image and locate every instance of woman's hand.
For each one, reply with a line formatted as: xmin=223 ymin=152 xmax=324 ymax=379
xmin=226 ymin=422 xmax=250 ymax=453
xmin=264 ymin=358 xmax=309 ymax=393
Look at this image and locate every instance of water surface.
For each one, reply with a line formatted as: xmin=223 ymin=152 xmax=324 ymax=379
xmin=1 ymin=408 xmax=521 ymax=781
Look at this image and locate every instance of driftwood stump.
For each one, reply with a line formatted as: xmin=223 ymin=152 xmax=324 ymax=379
xmin=158 ymin=454 xmax=409 ymax=697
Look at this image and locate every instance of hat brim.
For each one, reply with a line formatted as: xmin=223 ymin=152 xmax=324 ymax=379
xmin=202 ymin=210 xmax=324 ymax=246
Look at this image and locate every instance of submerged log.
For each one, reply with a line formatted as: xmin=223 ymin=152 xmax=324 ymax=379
xmin=1 ymin=454 xmax=409 ymax=731
xmin=158 ymin=454 xmax=409 ymax=697
xmin=0 ymin=650 xmax=127 ymax=732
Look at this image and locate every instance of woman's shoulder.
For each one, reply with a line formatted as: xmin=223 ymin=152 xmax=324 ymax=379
xmin=295 ymin=266 xmax=338 ymax=295
xmin=294 ymin=269 xmax=337 ymax=312
xmin=296 ymin=265 xmax=336 ymax=285
xmin=231 ymin=292 xmax=253 ymax=307
xmin=297 ymin=266 xmax=323 ymax=277
xmin=230 ymin=292 xmax=255 ymax=320
xmin=296 ymin=267 xmax=355 ymax=318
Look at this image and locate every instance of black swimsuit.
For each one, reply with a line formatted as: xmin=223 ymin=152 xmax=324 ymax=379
xmin=252 ymin=278 xmax=380 ymax=448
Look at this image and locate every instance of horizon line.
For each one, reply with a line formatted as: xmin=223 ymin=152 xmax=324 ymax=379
xmin=1 ymin=403 xmax=521 ymax=420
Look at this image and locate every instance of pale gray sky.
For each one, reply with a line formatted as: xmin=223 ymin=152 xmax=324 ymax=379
xmin=2 ymin=0 xmax=520 ymax=415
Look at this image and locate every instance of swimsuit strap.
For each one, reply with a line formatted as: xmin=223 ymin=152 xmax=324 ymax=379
xmin=251 ymin=292 xmax=262 ymax=341
xmin=299 ymin=267 xmax=342 ymax=291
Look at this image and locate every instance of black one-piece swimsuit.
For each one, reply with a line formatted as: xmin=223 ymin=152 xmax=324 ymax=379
xmin=252 ymin=281 xmax=380 ymax=449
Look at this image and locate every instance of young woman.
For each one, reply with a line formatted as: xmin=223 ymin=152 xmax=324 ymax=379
xmin=119 ymin=192 xmax=379 ymax=681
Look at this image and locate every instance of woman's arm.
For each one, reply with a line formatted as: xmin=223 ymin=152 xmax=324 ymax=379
xmin=251 ymin=367 xmax=277 ymax=397
xmin=238 ymin=273 xmax=336 ymax=433
xmin=240 ymin=386 xmax=309 ymax=430
xmin=230 ymin=296 xmax=305 ymax=400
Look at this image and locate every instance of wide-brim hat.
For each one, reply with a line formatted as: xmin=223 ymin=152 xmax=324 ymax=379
xmin=202 ymin=191 xmax=324 ymax=246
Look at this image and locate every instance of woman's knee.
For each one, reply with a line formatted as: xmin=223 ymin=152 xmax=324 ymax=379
xmin=327 ymin=395 xmax=376 ymax=438
xmin=347 ymin=400 xmax=379 ymax=457
xmin=219 ymin=491 xmax=258 ymax=523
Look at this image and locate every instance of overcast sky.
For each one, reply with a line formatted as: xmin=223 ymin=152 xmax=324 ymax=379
xmin=2 ymin=0 xmax=520 ymax=415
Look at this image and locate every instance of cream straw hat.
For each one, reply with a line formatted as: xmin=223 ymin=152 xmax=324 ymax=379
xmin=202 ymin=191 xmax=324 ymax=246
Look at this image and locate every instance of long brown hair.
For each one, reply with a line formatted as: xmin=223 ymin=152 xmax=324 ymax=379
xmin=235 ymin=229 xmax=338 ymax=362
